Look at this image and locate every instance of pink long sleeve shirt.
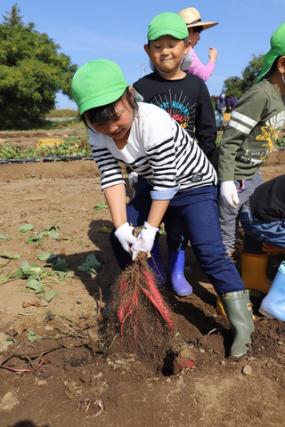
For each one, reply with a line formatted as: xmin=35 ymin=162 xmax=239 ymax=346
xmin=187 ymin=48 xmax=215 ymax=82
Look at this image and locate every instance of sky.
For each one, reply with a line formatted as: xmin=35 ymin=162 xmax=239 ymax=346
xmin=1 ymin=0 xmax=285 ymax=109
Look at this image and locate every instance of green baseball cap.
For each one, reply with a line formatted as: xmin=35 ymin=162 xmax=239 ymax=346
xmin=147 ymin=12 xmax=188 ymax=41
xmin=257 ymin=22 xmax=285 ymax=82
xmin=71 ymin=59 xmax=129 ymax=115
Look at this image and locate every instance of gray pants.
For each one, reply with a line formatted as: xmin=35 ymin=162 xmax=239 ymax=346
xmin=219 ymin=171 xmax=263 ymax=253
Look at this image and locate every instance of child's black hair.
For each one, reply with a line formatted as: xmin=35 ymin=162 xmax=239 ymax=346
xmin=82 ymin=88 xmax=138 ymax=126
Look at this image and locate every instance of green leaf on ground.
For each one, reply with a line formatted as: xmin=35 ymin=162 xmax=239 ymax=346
xmin=78 ymin=253 xmax=102 ymax=276
xmin=49 ymin=256 xmax=69 ymax=272
xmin=94 ymin=202 xmax=108 ymax=210
xmin=0 ymin=252 xmax=20 ymax=260
xmin=45 ymin=226 xmax=60 ymax=240
xmin=37 ymin=252 xmax=55 ymax=261
xmin=43 ymin=289 xmax=57 ymax=302
xmin=0 ymin=233 xmax=9 ymax=241
xmin=0 ymin=274 xmax=13 ymax=285
xmin=26 ymin=232 xmax=44 ymax=244
xmin=26 ymin=277 xmax=44 ymax=294
xmin=46 ymin=229 xmax=60 ymax=240
xmin=27 ymin=330 xmax=41 ymax=343
xmin=19 ymin=223 xmax=34 ymax=233
xmin=21 ymin=261 xmax=42 ymax=276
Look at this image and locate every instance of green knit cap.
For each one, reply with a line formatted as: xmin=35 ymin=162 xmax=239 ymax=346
xmin=71 ymin=59 xmax=129 ymax=115
xmin=147 ymin=12 xmax=188 ymax=41
xmin=257 ymin=22 xmax=285 ymax=82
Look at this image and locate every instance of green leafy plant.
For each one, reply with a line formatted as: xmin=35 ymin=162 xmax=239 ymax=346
xmin=0 ymin=252 xmax=20 ymax=260
xmin=77 ymin=253 xmax=102 ymax=278
xmin=19 ymin=223 xmax=34 ymax=233
xmin=0 ymin=138 xmax=91 ymax=161
xmin=25 ymin=225 xmax=60 ymax=244
xmin=37 ymin=252 xmax=55 ymax=261
xmin=94 ymin=202 xmax=108 ymax=210
xmin=27 ymin=330 xmax=41 ymax=343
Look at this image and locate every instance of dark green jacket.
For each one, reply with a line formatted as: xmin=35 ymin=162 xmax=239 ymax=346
xmin=219 ymin=79 xmax=285 ymax=181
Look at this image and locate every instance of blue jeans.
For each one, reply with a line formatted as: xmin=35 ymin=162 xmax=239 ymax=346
xmin=164 ymin=185 xmax=244 ymax=294
xmin=110 ymin=177 xmax=244 ymax=295
xmin=240 ymin=205 xmax=285 ymax=250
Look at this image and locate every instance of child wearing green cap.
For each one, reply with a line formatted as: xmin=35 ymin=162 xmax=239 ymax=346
xmin=132 ymin=11 xmax=218 ymax=296
xmin=218 ymin=22 xmax=285 ymax=257
xmin=71 ymin=58 xmax=255 ymax=358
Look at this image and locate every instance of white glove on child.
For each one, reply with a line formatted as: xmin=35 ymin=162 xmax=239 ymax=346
xmin=114 ymin=222 xmax=137 ymax=253
xmin=220 ymin=181 xmax=240 ymax=208
xmin=131 ymin=222 xmax=159 ymax=260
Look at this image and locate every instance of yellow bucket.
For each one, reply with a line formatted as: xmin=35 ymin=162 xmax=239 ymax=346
xmin=36 ymin=138 xmax=64 ymax=149
xmin=241 ymin=252 xmax=271 ymax=294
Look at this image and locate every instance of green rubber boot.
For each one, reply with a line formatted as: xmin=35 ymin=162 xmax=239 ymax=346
xmin=221 ymin=290 xmax=255 ymax=358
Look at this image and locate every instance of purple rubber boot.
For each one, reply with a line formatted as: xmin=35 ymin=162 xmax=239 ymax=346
xmin=169 ymin=250 xmax=193 ymax=297
xmin=148 ymin=242 xmax=167 ymax=287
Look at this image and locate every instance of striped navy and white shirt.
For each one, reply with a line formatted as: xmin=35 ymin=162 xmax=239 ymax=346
xmin=89 ymin=102 xmax=217 ymax=200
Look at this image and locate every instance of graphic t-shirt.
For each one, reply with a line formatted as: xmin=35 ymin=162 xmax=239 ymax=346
xmin=133 ymin=72 xmax=217 ymax=159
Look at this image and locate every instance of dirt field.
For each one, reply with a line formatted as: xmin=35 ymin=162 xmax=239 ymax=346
xmin=0 ymin=149 xmax=285 ymax=426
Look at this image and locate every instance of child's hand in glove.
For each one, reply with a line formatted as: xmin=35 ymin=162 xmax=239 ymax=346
xmin=114 ymin=223 xmax=136 ymax=253
xmin=220 ymin=181 xmax=240 ymax=208
xmin=131 ymin=222 xmax=158 ymax=260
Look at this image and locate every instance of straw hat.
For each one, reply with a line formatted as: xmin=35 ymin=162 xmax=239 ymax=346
xmin=178 ymin=7 xmax=218 ymax=30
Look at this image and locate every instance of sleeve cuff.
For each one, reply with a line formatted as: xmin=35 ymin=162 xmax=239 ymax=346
xmin=101 ymin=179 xmax=125 ymax=191
xmin=150 ymin=186 xmax=179 ymax=200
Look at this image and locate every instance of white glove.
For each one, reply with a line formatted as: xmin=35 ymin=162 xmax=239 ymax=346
xmin=131 ymin=222 xmax=158 ymax=260
xmin=114 ymin=223 xmax=136 ymax=253
xmin=220 ymin=181 xmax=240 ymax=208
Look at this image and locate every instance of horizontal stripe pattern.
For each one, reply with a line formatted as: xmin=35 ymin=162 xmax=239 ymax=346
xmin=90 ymin=109 xmax=217 ymax=194
xmin=229 ymin=110 xmax=258 ymax=135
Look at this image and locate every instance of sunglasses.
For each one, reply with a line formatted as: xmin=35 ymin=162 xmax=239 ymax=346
xmin=192 ymin=27 xmax=203 ymax=34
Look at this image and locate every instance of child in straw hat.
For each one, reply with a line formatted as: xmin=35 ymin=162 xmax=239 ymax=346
xmin=71 ymin=59 xmax=254 ymax=358
xmin=218 ymin=22 xmax=285 ymax=257
xmin=178 ymin=7 xmax=218 ymax=82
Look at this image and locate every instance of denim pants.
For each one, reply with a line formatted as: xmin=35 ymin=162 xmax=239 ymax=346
xmin=110 ymin=177 xmax=244 ymax=295
xmin=240 ymin=205 xmax=285 ymax=250
xmin=219 ymin=171 xmax=263 ymax=252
